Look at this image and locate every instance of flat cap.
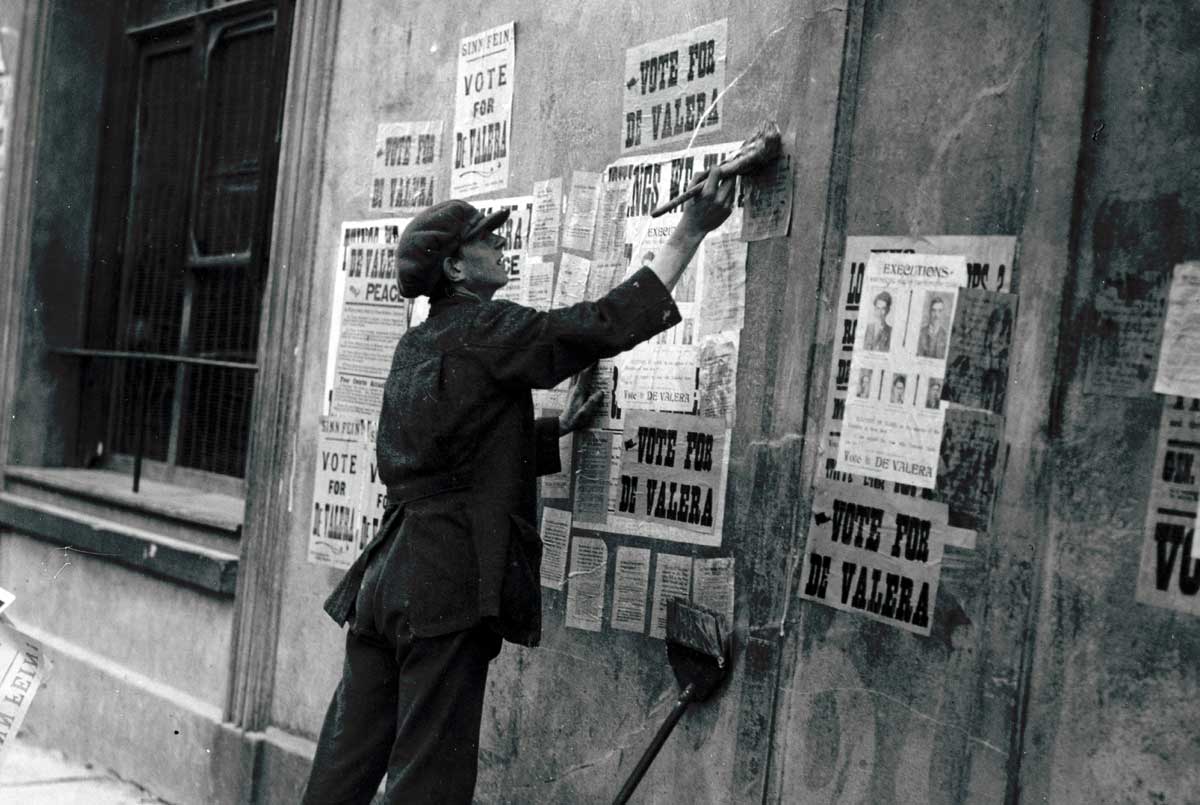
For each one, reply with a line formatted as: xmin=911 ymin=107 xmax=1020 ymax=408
xmin=395 ymin=200 xmax=510 ymax=298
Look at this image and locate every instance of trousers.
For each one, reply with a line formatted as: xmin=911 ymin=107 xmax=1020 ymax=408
xmin=301 ymin=624 xmax=502 ymax=804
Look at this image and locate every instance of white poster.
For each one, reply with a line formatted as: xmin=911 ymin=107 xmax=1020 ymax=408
xmin=554 ymin=253 xmax=591 ymax=309
xmin=611 ymin=547 xmax=652 ymax=632
xmin=692 ymin=556 xmax=735 ymax=632
xmin=529 ymin=177 xmax=563 ymax=256
xmin=565 ymin=536 xmax=608 ymax=631
xmin=649 ymin=553 xmax=693 ymax=639
xmin=369 ymin=121 xmax=441 ymax=214
xmin=324 ymin=219 xmax=410 ymax=418
xmin=836 ymin=253 xmax=967 ymax=489
xmin=539 ymin=507 xmax=572 ymax=591
xmin=451 ymin=22 xmax=515 ymax=198
xmin=1153 ymin=262 xmax=1200 ymax=399
xmin=0 ymin=622 xmax=42 ymax=765
xmin=562 ymin=171 xmax=601 ymax=253
xmin=308 ymin=416 xmax=367 ymax=570
xmin=621 ymin=19 xmax=727 ymax=152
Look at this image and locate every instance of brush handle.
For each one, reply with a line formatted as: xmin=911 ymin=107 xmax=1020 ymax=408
xmin=648 ymin=172 xmax=712 ymax=218
xmin=612 ymin=683 xmax=698 ymax=805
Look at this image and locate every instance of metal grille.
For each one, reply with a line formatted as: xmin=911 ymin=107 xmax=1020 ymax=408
xmin=102 ymin=4 xmax=287 ymax=480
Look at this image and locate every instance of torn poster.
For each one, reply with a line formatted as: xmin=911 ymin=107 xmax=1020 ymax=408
xmin=741 ymin=152 xmax=793 ymax=242
xmin=554 ymin=253 xmax=590 ymax=309
xmin=837 ymin=253 xmax=967 ymax=488
xmin=529 ymin=177 xmax=563 ymax=257
xmin=649 ymin=553 xmax=693 ymax=639
xmin=698 ymin=334 xmax=739 ymax=427
xmin=573 ymin=429 xmax=617 ymax=525
xmin=820 ymin=236 xmax=1015 ymax=496
xmin=520 ymin=257 xmax=555 ymax=311
xmin=941 ymin=289 xmax=1018 ymax=415
xmin=369 ymin=121 xmax=441 ymax=213
xmin=692 ymin=556 xmax=735 ymax=632
xmin=565 ymin=536 xmax=608 ymax=631
xmin=324 ymin=220 xmax=409 ymax=418
xmin=621 ymin=18 xmax=726 ymax=153
xmin=799 ymin=484 xmax=948 ymax=636
xmin=1153 ymin=262 xmax=1200 ymax=399
xmin=612 ymin=547 xmax=652 ymax=632
xmin=540 ymin=428 xmax=573 ymax=500
xmin=1086 ymin=250 xmax=1171 ymax=398
xmin=451 ymin=22 xmax=514 ymax=198
xmin=539 ymin=507 xmax=572 ymax=591
xmin=616 ymin=411 xmax=728 ymax=537
xmin=0 ymin=622 xmax=43 ymax=763
xmin=1136 ymin=396 xmax=1200 ymax=614
xmin=309 ymin=417 xmax=367 ymax=570
xmin=476 ymin=195 xmax=534 ymax=303
xmin=937 ymin=408 xmax=1005 ymax=533
xmin=562 ymin=171 xmax=601 ymax=253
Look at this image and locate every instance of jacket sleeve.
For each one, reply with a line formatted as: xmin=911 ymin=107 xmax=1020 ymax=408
xmin=534 ymin=416 xmax=563 ymax=477
xmin=460 ymin=267 xmax=682 ymax=389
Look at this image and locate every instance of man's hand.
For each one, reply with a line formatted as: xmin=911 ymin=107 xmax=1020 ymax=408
xmin=559 ymin=364 xmax=605 ymax=436
xmin=649 ymin=171 xmax=736 ymax=292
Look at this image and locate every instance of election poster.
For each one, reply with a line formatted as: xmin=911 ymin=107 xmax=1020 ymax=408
xmin=819 ymin=236 xmax=1015 ymax=527
xmin=837 ymin=253 xmax=967 ymax=488
xmin=324 ymin=219 xmax=410 ymax=418
xmin=529 ymin=177 xmax=563 ymax=256
xmin=369 ymin=121 xmax=441 ymax=214
xmin=565 ymin=537 xmax=608 ymax=631
xmin=611 ymin=547 xmax=652 ymax=632
xmin=0 ymin=622 xmax=42 ymax=766
xmin=649 ymin=553 xmax=692 ymax=639
xmin=308 ymin=416 xmax=367 ymax=569
xmin=451 ymin=22 xmax=514 ymax=198
xmin=475 ymin=195 xmax=534 ymax=302
xmin=1153 ymin=262 xmax=1200 ymax=399
xmin=616 ymin=411 xmax=728 ymax=538
xmin=799 ymin=485 xmax=948 ymax=636
xmin=562 ymin=171 xmax=601 ymax=252
xmin=540 ymin=507 xmax=572 ymax=591
xmin=621 ymin=19 xmax=726 ymax=153
xmin=692 ymin=556 xmax=735 ymax=632
xmin=1136 ymin=396 xmax=1200 ymax=614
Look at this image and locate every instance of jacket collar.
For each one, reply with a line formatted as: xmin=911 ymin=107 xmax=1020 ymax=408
xmin=429 ymin=289 xmax=482 ymax=318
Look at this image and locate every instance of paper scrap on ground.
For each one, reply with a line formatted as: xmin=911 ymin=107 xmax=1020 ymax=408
xmin=621 ymin=19 xmax=726 ymax=153
xmin=369 ymin=121 xmax=441 ymax=213
xmin=1136 ymin=396 xmax=1200 ymax=612
xmin=565 ymin=537 xmax=608 ymax=631
xmin=0 ymin=622 xmax=43 ymax=764
xmin=941 ymin=289 xmax=1018 ymax=415
xmin=562 ymin=171 xmax=601 ymax=252
xmin=611 ymin=547 xmax=652 ymax=632
xmin=539 ymin=507 xmax=572 ymax=590
xmin=617 ymin=411 xmax=727 ymax=536
xmin=451 ymin=22 xmax=514 ymax=198
xmin=741 ymin=153 xmax=793 ymax=241
xmin=475 ymin=196 xmax=534 ymax=303
xmin=1153 ymin=262 xmax=1200 ymax=399
xmin=324 ymin=220 xmax=409 ymax=417
xmin=692 ymin=556 xmax=735 ymax=632
xmin=837 ymin=253 xmax=967 ymax=489
xmin=529 ymin=177 xmax=563 ymax=256
xmin=308 ymin=417 xmax=367 ymax=569
xmin=649 ymin=553 xmax=693 ymax=639
xmin=799 ymin=485 xmax=948 ymax=636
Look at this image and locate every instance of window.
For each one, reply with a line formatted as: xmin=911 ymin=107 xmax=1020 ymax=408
xmin=81 ymin=0 xmax=293 ymax=488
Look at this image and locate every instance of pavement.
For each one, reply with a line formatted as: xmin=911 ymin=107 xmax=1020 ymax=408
xmin=0 ymin=734 xmax=171 ymax=804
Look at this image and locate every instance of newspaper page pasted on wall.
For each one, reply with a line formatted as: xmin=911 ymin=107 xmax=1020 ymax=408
xmin=451 ymin=22 xmax=514 ymax=198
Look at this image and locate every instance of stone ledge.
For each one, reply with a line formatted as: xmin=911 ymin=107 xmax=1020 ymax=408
xmin=0 ymin=492 xmax=238 ymax=596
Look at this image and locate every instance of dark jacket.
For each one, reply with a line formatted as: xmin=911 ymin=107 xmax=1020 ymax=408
xmin=324 ymin=267 xmax=681 ymax=646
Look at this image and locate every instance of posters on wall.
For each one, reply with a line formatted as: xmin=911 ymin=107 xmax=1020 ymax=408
xmin=324 ymin=220 xmax=410 ymax=418
xmin=611 ymin=547 xmax=652 ymax=632
xmin=529 ymin=177 xmax=563 ymax=256
xmin=475 ymin=195 xmax=534 ymax=302
xmin=308 ymin=416 xmax=367 ymax=570
xmin=837 ymin=253 xmax=967 ymax=489
xmin=941 ymin=289 xmax=1018 ymax=415
xmin=649 ymin=553 xmax=693 ymax=639
xmin=1153 ymin=262 xmax=1200 ymax=400
xmin=621 ymin=19 xmax=726 ymax=153
xmin=565 ymin=537 xmax=607 ymax=631
xmin=799 ymin=485 xmax=947 ymax=636
xmin=1136 ymin=396 xmax=1200 ymax=613
xmin=451 ymin=22 xmax=515 ymax=198
xmin=741 ymin=153 xmax=793 ymax=242
xmin=562 ymin=171 xmax=601 ymax=253
xmin=0 ymin=622 xmax=42 ymax=767
xmin=369 ymin=121 xmax=442 ymax=214
xmin=539 ymin=507 xmax=572 ymax=591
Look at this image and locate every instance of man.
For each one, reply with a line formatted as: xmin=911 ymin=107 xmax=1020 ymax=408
xmin=925 ymin=377 xmax=943 ymax=409
xmin=302 ymin=171 xmax=736 ymax=804
xmin=856 ymin=367 xmax=873 ymax=399
xmin=863 ymin=291 xmax=892 ymax=351
xmin=890 ymin=373 xmax=908 ymax=404
xmin=917 ymin=295 xmax=948 ymax=358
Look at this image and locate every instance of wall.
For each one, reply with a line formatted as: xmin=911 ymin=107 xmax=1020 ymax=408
xmin=253 ymin=0 xmax=1195 ymax=803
